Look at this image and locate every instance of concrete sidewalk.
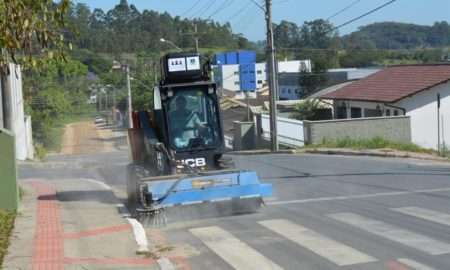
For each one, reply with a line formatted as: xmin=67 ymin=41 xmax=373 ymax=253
xmin=3 ymin=179 xmax=161 ymax=270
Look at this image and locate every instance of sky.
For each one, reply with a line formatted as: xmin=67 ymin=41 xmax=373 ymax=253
xmin=73 ymin=0 xmax=450 ymax=41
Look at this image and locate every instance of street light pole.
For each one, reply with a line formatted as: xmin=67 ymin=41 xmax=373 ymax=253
xmin=125 ymin=65 xmax=133 ymax=128
xmin=265 ymin=0 xmax=279 ymax=151
xmin=160 ymin=38 xmax=182 ymax=52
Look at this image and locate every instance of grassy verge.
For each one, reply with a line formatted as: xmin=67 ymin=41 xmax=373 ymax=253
xmin=46 ymin=110 xmax=96 ymax=153
xmin=309 ymin=137 xmax=434 ymax=154
xmin=0 ymin=210 xmax=16 ymax=266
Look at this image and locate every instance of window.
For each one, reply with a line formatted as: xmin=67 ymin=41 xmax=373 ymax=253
xmin=257 ymin=80 xmax=263 ymax=84
xmin=295 ymin=89 xmax=299 ymax=94
xmin=288 ymin=89 xmax=291 ymax=94
xmin=394 ymin=110 xmax=399 ymax=116
xmin=250 ymin=80 xmax=255 ymax=83
xmin=364 ymin=108 xmax=383 ymax=117
xmin=386 ymin=109 xmax=391 ymax=116
xmin=234 ymin=81 xmax=240 ymax=85
xmin=257 ymin=70 xmax=262 ymax=74
xmin=233 ymin=71 xmax=239 ymax=75
xmin=167 ymin=88 xmax=220 ymax=151
xmin=337 ymin=104 xmax=347 ymax=119
xmin=351 ymin=107 xmax=362 ymax=118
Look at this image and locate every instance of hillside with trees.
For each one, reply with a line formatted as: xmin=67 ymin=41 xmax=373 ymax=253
xmin=66 ymin=0 xmax=251 ymax=54
xmin=342 ymin=22 xmax=450 ymax=50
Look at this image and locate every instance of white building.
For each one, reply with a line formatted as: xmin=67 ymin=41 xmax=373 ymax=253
xmin=214 ymin=60 xmax=311 ymax=100
xmin=0 ymin=64 xmax=34 ymax=160
xmin=278 ymin=60 xmax=312 ymax=73
xmin=323 ymin=64 xmax=450 ymax=150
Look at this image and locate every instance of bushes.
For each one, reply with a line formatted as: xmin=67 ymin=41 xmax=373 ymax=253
xmin=291 ymin=99 xmax=329 ymax=121
xmin=314 ymin=137 xmax=433 ymax=154
xmin=0 ymin=210 xmax=15 ymax=266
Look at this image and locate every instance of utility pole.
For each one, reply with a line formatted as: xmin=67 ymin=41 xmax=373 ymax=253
xmin=125 ymin=65 xmax=133 ymax=128
xmin=437 ymin=93 xmax=441 ymax=154
xmin=194 ymin=23 xmax=199 ymax=53
xmin=265 ymin=0 xmax=279 ymax=151
xmin=0 ymin=75 xmax=4 ymax=129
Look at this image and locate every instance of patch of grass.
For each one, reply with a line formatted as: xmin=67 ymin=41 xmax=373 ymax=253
xmin=0 ymin=210 xmax=16 ymax=266
xmin=34 ymin=143 xmax=47 ymax=160
xmin=311 ymin=137 xmax=434 ymax=154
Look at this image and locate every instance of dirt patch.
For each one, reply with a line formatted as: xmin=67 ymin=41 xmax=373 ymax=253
xmin=60 ymin=121 xmax=116 ymax=155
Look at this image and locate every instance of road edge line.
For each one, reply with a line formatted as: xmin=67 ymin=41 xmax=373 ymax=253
xmin=126 ymin=218 xmax=150 ymax=254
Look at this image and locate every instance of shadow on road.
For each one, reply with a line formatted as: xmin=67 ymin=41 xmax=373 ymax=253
xmin=55 ymin=190 xmax=119 ymax=204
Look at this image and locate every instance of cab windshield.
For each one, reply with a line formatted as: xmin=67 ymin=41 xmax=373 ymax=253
xmin=166 ymin=87 xmax=220 ymax=151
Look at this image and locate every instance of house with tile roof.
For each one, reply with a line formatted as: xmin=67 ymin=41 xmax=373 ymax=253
xmin=322 ymin=64 xmax=450 ymax=150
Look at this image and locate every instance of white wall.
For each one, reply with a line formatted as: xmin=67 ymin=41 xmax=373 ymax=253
xmin=3 ymin=64 xmax=33 ymax=160
xmin=9 ymin=64 xmax=27 ymax=160
xmin=255 ymin=63 xmax=267 ymax=89
xmin=221 ymin=64 xmax=240 ymax=92
xmin=396 ymin=81 xmax=450 ymax=150
xmin=260 ymin=114 xmax=304 ymax=147
xmin=278 ymin=60 xmax=312 ymax=73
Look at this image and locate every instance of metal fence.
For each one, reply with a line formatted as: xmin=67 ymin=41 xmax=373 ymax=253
xmin=260 ymin=114 xmax=305 ymax=147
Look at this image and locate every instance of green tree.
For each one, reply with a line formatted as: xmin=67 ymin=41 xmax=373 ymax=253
xmin=0 ymin=0 xmax=71 ymax=67
xmin=290 ymin=99 xmax=326 ymax=120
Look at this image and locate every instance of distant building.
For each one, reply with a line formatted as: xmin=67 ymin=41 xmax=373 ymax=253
xmin=278 ymin=68 xmax=381 ymax=100
xmin=213 ymin=51 xmax=312 ymax=100
xmin=322 ymin=64 xmax=450 ymax=150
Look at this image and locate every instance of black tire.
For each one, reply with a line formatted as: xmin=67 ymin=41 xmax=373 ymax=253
xmin=126 ymin=164 xmax=140 ymax=214
xmin=231 ymin=198 xmax=263 ymax=215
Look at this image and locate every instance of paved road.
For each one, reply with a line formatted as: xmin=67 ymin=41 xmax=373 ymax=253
xmin=18 ymin=117 xmax=450 ymax=270
xmin=19 ymin=147 xmax=450 ymax=270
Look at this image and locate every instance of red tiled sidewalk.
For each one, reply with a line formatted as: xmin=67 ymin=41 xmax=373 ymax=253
xmin=29 ymin=181 xmax=181 ymax=269
xmin=63 ymin=224 xmax=131 ymax=239
xmin=30 ymin=181 xmax=64 ymax=270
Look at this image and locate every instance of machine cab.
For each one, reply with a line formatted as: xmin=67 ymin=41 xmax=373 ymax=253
xmin=153 ymin=53 xmax=225 ymax=169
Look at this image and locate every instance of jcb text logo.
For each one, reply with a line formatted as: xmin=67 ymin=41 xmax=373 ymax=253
xmin=181 ymin=158 xmax=206 ymax=167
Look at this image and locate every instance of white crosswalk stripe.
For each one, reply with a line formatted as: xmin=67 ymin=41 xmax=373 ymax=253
xmin=329 ymin=212 xmax=450 ymax=255
xmin=258 ymin=219 xmax=377 ymax=266
xmin=392 ymin=207 xmax=450 ymax=227
xmin=190 ymin=226 xmax=283 ymax=270
xmin=397 ymin=258 xmax=437 ymax=270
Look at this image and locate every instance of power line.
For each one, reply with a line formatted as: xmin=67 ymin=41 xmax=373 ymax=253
xmin=327 ymin=0 xmax=361 ymax=20
xmin=191 ymin=0 xmax=218 ymax=18
xmin=248 ymin=0 xmax=265 ymax=12
xmin=330 ymin=0 xmax=398 ymax=33
xmin=181 ymin=0 xmax=203 ymax=17
xmin=225 ymin=1 xmax=252 ymax=22
xmin=207 ymin=0 xmax=235 ymax=19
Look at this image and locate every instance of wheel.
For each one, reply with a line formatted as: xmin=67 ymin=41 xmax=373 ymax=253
xmin=231 ymin=197 xmax=263 ymax=215
xmin=126 ymin=164 xmax=140 ymax=214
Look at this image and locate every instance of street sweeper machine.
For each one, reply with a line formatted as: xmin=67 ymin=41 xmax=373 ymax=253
xmin=126 ymin=52 xmax=272 ymax=224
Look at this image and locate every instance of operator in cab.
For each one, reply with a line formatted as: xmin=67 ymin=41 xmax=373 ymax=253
xmin=169 ymin=95 xmax=205 ymax=149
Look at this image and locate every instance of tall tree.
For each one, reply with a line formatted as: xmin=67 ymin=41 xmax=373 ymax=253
xmin=0 ymin=0 xmax=71 ymax=67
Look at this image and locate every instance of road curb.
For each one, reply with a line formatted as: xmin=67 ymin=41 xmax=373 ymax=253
xmin=227 ymin=149 xmax=296 ymax=155
xmin=300 ymin=148 xmax=449 ymax=162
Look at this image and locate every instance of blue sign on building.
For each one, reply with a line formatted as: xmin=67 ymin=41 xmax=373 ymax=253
xmin=239 ymin=64 xmax=256 ymax=92
xmin=213 ymin=50 xmax=258 ymax=92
